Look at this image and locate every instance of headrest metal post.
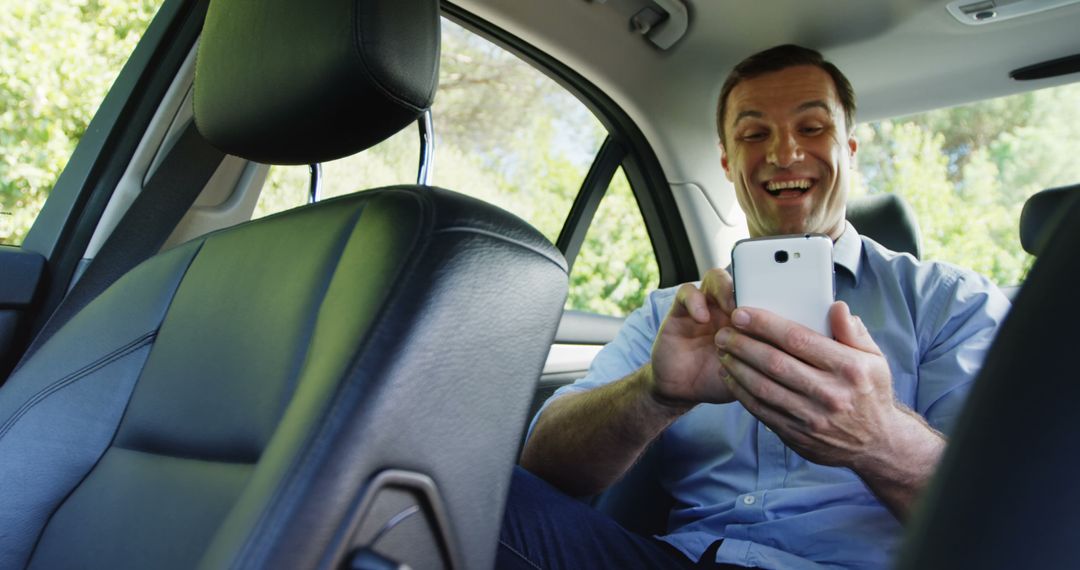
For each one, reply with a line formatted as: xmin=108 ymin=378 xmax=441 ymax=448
xmin=308 ymin=163 xmax=323 ymax=204
xmin=417 ymin=109 xmax=435 ymax=186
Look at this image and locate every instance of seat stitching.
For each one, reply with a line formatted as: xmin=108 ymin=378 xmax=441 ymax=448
xmin=434 ymin=225 xmax=567 ymax=272
xmin=498 ymin=538 xmax=544 ymax=570
xmin=0 ymin=331 xmax=156 ymax=442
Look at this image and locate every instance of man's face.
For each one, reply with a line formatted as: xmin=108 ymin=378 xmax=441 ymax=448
xmin=721 ymin=65 xmax=857 ymax=239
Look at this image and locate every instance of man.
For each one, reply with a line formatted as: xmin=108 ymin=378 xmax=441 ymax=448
xmin=497 ymin=45 xmax=1010 ymax=569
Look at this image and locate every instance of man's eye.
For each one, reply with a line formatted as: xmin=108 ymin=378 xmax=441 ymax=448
xmin=800 ymin=125 xmax=825 ymax=135
xmin=740 ymin=131 xmax=767 ymax=142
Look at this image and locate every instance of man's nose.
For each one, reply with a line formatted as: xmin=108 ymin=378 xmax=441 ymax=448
xmin=767 ymin=131 xmax=804 ymax=167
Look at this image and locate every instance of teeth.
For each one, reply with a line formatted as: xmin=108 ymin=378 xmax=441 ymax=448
xmin=765 ymin=179 xmax=812 ymax=191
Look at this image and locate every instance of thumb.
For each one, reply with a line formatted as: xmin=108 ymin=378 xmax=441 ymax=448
xmin=830 ymin=302 xmax=881 ymax=354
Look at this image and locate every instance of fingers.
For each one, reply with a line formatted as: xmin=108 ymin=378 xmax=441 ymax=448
xmin=673 ymin=283 xmax=711 ymax=323
xmin=672 ymin=269 xmax=734 ymax=326
xmin=724 ymin=303 xmax=871 ymax=370
xmin=829 ymin=302 xmax=882 ymax=355
xmin=716 ymin=325 xmax=829 ymax=401
xmin=720 ymin=352 xmax=816 ymax=422
xmin=700 ymin=268 xmax=736 ymax=314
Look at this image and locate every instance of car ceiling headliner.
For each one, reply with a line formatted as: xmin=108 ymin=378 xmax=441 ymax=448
xmin=450 ymin=0 xmax=1080 ymax=125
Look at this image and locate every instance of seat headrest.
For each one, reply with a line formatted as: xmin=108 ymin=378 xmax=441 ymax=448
xmin=193 ymin=0 xmax=440 ymax=165
xmin=846 ymin=193 xmax=922 ymax=259
xmin=1020 ymin=183 xmax=1080 ymax=256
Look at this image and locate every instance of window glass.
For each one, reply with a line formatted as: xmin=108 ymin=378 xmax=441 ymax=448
xmin=0 ymin=0 xmax=162 ymax=245
xmin=430 ymin=18 xmax=605 ymax=242
xmin=567 ymin=167 xmax=659 ymax=316
xmin=253 ymin=123 xmax=419 ymax=219
xmin=854 ymin=82 xmax=1080 ymax=286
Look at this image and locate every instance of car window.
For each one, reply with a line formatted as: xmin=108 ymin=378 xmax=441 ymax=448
xmin=0 ymin=0 xmax=162 ymax=245
xmin=253 ymin=124 xmax=420 ymax=219
xmin=854 ymin=82 xmax=1080 ymax=286
xmin=567 ymin=166 xmax=659 ymax=316
xmin=429 ymin=18 xmax=606 ymax=243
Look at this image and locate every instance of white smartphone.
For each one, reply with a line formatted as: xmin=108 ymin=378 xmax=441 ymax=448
xmin=731 ymin=233 xmax=835 ymax=337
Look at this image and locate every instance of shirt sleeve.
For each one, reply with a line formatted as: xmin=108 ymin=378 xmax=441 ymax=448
xmin=524 ymin=286 xmax=679 ymax=439
xmin=916 ymin=268 xmax=1011 ymax=435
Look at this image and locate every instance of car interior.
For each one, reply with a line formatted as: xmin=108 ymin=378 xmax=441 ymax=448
xmin=0 ymin=0 xmax=1078 ymax=568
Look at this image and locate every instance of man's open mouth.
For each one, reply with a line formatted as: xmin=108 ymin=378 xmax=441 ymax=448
xmin=763 ymin=178 xmax=814 ymax=198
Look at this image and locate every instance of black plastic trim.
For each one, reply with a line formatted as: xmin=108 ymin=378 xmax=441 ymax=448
xmin=1010 ymin=53 xmax=1080 ymax=81
xmin=323 ymin=469 xmax=462 ymax=570
xmin=0 ymin=247 xmax=46 ymax=308
xmin=19 ymin=0 xmax=211 ymax=342
xmin=556 ymin=137 xmax=626 ymax=270
xmin=441 ymin=3 xmax=699 ymax=287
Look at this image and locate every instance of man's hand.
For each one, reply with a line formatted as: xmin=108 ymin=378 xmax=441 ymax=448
xmin=714 ymin=301 xmax=946 ymax=520
xmin=648 ymin=268 xmax=739 ymax=409
xmin=522 ymin=269 xmax=740 ymax=495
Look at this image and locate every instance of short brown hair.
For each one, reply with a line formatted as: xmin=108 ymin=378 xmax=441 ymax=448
xmin=716 ymin=44 xmax=856 ymax=144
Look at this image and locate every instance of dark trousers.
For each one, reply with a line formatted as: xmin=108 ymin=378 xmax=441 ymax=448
xmin=497 ymin=466 xmax=749 ymax=570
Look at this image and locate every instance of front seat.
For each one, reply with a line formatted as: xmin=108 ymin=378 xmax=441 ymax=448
xmin=0 ymin=0 xmax=568 ymax=568
xmin=895 ymin=184 xmax=1080 ymax=569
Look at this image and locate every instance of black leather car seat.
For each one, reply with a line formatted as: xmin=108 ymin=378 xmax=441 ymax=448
xmin=846 ymin=193 xmax=922 ymax=259
xmin=0 ymin=0 xmax=568 ymax=568
xmin=896 ymin=185 xmax=1080 ymax=568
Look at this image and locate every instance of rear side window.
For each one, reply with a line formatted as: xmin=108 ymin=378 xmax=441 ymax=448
xmin=567 ymin=167 xmax=659 ymax=316
xmin=428 ymin=18 xmax=605 ymax=243
xmin=854 ymin=82 xmax=1080 ymax=286
xmin=254 ymin=124 xmax=419 ymax=218
xmin=0 ymin=0 xmax=162 ymax=245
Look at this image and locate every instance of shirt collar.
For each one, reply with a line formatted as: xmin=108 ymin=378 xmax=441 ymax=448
xmin=833 ymin=220 xmax=863 ymax=285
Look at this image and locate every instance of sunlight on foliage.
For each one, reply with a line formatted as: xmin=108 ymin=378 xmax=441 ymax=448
xmin=567 ymin=168 xmax=660 ymax=315
xmin=855 ymin=83 xmax=1080 ymax=285
xmin=0 ymin=0 xmax=160 ymax=244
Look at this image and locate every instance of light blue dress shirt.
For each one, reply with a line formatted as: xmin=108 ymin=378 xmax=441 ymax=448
xmin=535 ymin=223 xmax=1011 ymax=569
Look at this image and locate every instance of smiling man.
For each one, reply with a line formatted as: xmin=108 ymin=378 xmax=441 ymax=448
xmin=498 ymin=45 xmax=1011 ymax=570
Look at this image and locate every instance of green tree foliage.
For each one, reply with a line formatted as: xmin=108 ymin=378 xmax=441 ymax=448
xmin=0 ymin=0 xmax=159 ymax=244
xmin=566 ymin=167 xmax=659 ymax=315
xmin=856 ymin=83 xmax=1080 ymax=285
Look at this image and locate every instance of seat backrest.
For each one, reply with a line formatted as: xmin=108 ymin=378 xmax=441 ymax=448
xmin=895 ymin=185 xmax=1080 ymax=569
xmin=846 ymin=193 xmax=923 ymax=258
xmin=0 ymin=0 xmax=569 ymax=568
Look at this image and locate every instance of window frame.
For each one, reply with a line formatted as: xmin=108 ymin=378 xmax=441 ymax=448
xmin=441 ymin=3 xmax=698 ymax=289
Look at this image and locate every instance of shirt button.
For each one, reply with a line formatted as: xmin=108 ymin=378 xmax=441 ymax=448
xmin=742 ymin=495 xmax=756 ymax=505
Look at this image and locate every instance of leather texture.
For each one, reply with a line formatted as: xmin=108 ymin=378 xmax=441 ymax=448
xmin=194 ymin=0 xmax=440 ymax=164
xmin=0 ymin=187 xmax=567 ymax=569
xmin=895 ymin=185 xmax=1080 ymax=569
xmin=846 ymin=193 xmax=922 ymax=259
xmin=1019 ymin=183 xmax=1080 ymax=255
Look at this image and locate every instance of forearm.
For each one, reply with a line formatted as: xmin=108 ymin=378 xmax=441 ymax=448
xmin=852 ymin=403 xmax=947 ymax=523
xmin=520 ymin=363 xmax=691 ymax=497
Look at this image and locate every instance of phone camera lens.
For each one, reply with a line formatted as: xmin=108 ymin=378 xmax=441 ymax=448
xmin=774 ymin=250 xmax=789 ymax=263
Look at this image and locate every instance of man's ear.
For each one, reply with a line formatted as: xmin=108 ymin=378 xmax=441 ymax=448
xmin=721 ymin=145 xmax=733 ymax=182
xmin=847 ymin=135 xmax=858 ymax=159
